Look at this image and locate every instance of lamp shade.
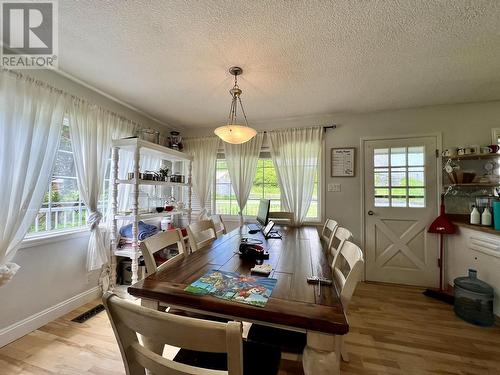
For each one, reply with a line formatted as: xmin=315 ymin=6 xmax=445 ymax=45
xmin=214 ymin=124 xmax=257 ymax=144
xmin=428 ymin=194 xmax=456 ymax=234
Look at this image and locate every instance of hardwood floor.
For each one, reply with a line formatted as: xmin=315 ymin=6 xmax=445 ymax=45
xmin=1 ymin=282 xmax=499 ymax=374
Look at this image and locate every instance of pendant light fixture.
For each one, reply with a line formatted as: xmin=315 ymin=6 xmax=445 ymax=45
xmin=214 ymin=66 xmax=257 ymax=144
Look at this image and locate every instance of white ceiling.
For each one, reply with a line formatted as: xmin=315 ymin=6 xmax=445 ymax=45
xmin=59 ymin=1 xmax=500 ymax=129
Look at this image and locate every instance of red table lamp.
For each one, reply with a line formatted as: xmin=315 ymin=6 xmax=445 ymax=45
xmin=424 ymin=194 xmax=456 ymax=304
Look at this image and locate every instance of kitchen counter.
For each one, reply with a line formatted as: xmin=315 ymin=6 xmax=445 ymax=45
xmin=448 ymin=214 xmax=500 ymax=236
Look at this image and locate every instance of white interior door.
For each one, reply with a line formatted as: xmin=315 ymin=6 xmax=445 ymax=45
xmin=364 ymin=136 xmax=439 ymax=287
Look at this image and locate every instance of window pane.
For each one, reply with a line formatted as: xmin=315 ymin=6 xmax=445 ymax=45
xmin=391 ymin=171 xmax=406 ymax=187
xmin=390 ymin=147 xmax=406 ymax=166
xmin=375 ymin=196 xmax=390 ymax=207
xmin=408 ymin=146 xmax=424 ymax=166
xmin=408 ymin=167 xmax=425 ymax=186
xmin=391 ymin=188 xmax=407 ymax=207
xmin=374 ymin=148 xmax=389 ymax=167
xmin=374 ymin=169 xmax=389 ymax=187
xmin=409 ymin=197 xmax=425 ymax=207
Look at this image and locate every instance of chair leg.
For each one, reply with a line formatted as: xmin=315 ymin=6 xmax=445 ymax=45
xmin=340 ymin=336 xmax=349 ymax=362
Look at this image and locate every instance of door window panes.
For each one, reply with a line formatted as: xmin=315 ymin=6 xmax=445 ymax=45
xmin=373 ymin=146 xmax=426 ymax=208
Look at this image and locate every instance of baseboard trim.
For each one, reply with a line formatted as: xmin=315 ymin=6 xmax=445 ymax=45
xmin=0 ymin=286 xmax=102 ymax=348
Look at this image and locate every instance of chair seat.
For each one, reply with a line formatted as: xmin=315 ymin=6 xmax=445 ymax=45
xmin=246 ymin=324 xmax=306 ymax=354
xmin=174 ymin=340 xmax=281 ymax=375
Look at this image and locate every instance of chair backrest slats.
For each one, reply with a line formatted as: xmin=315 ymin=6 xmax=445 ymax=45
xmin=211 ymin=215 xmax=227 ymax=237
xmin=329 ymin=226 xmax=353 ymax=259
xmin=331 ymin=240 xmax=364 ymax=310
xmin=187 ymin=220 xmax=217 ymax=252
xmin=320 ymin=219 xmax=338 ymax=249
xmin=140 ymin=229 xmax=186 ymax=276
xmin=103 ymin=293 xmax=243 ymax=375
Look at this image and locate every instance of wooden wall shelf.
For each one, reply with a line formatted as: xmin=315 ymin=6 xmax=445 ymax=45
xmin=444 ymin=153 xmax=500 ymax=161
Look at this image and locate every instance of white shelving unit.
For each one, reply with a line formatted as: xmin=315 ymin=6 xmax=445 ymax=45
xmin=110 ymin=137 xmax=193 ymax=286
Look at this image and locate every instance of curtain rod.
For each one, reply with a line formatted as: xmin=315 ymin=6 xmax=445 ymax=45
xmin=2 ymin=68 xmax=144 ymax=129
xmin=261 ymin=124 xmax=336 ymax=133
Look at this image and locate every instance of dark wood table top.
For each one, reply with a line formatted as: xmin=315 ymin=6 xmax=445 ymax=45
xmin=128 ymin=225 xmax=348 ymax=335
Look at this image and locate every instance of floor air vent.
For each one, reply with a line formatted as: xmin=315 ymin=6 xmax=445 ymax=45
xmin=71 ymin=304 xmax=105 ymax=323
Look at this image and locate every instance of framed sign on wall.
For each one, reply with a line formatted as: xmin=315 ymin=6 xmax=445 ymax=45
xmin=331 ymin=147 xmax=355 ymax=177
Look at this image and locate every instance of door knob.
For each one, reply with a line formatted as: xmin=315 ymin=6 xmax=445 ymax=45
xmin=367 ymin=210 xmax=374 ymax=216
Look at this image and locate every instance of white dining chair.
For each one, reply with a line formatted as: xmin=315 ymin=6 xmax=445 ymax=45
xmin=211 ymin=215 xmax=227 ymax=237
xmin=329 ymin=226 xmax=353 ymax=261
xmin=329 ymin=240 xmax=364 ymax=362
xmin=268 ymin=211 xmax=294 ymax=226
xmin=103 ymin=292 xmax=244 ymax=375
xmin=140 ymin=229 xmax=186 ymax=276
xmin=248 ymin=238 xmax=364 ymax=364
xmin=103 ymin=293 xmax=282 ymax=375
xmin=320 ymin=219 xmax=338 ymax=249
xmin=187 ymin=220 xmax=217 ymax=252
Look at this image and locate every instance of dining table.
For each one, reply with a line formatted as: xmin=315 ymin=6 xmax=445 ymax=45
xmin=128 ymin=225 xmax=349 ymax=375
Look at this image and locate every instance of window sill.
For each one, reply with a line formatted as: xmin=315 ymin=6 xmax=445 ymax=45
xmin=219 ymin=215 xmax=321 ymax=224
xmin=20 ymin=227 xmax=90 ymax=249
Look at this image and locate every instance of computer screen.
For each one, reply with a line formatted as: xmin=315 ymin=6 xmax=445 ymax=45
xmin=256 ymin=199 xmax=270 ymax=226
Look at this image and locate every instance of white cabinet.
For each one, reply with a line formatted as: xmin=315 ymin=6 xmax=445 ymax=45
xmin=447 ymin=227 xmax=500 ymax=316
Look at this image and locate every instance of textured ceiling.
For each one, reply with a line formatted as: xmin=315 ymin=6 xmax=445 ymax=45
xmin=59 ymin=0 xmax=500 ymax=129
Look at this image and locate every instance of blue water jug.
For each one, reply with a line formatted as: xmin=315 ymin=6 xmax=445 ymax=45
xmin=493 ymin=201 xmax=500 ymax=231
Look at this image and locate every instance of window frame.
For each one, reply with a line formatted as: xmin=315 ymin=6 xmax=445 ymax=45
xmin=212 ymin=146 xmax=322 ymax=223
xmin=23 ymin=117 xmax=111 ymax=242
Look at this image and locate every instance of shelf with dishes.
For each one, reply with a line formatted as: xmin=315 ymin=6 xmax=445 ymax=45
xmin=116 ymin=178 xmax=191 ymax=187
xmin=443 ymin=153 xmax=500 ymax=161
xmin=114 ymin=209 xmax=190 ymax=221
xmin=444 ymin=182 xmax=500 ymax=188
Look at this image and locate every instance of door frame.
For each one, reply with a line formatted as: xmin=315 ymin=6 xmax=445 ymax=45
xmin=359 ymin=132 xmax=443 ymax=281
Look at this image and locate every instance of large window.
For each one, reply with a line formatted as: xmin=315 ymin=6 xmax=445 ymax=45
xmin=27 ymin=120 xmax=109 ymax=236
xmin=214 ymin=154 xmax=320 ymax=220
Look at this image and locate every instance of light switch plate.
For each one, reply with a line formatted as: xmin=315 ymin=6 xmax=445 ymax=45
xmin=328 ymin=183 xmax=341 ymax=192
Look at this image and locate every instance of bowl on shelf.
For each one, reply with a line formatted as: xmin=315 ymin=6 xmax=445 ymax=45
xmin=461 ymin=171 xmax=476 ymax=183
xmin=155 ymin=207 xmax=164 ymax=213
xmin=164 ymin=205 xmax=175 ymax=212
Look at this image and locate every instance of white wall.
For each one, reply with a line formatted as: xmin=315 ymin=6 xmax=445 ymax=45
xmin=0 ymin=69 xmax=172 ymax=346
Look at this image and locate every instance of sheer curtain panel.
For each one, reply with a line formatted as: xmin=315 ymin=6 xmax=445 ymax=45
xmin=223 ymin=133 xmax=264 ymax=223
xmin=0 ymin=71 xmax=66 ymax=286
xmin=269 ymin=127 xmax=323 ymax=225
xmin=184 ymin=137 xmax=219 ymax=220
xmin=69 ymin=100 xmax=134 ymax=272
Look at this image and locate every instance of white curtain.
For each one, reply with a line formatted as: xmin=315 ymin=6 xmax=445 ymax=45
xmin=0 ymin=72 xmax=66 ymax=286
xmin=224 ymin=133 xmax=264 ymax=223
xmin=69 ymin=100 xmax=134 ymax=271
xmin=184 ymin=137 xmax=219 ymax=220
xmin=269 ymin=127 xmax=323 ymax=225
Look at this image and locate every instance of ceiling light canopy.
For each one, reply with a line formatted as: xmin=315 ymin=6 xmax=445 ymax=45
xmin=214 ymin=67 xmax=257 ymax=144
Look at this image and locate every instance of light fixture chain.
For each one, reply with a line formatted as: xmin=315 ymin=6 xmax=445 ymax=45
xmin=237 ymin=96 xmax=249 ymax=126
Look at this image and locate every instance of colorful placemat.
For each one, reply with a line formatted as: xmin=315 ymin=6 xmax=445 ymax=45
xmin=185 ymin=269 xmax=277 ymax=307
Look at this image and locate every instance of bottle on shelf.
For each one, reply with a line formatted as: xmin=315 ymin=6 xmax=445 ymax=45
xmin=470 ymin=205 xmax=480 ymax=225
xmin=481 ymin=207 xmax=492 ymax=226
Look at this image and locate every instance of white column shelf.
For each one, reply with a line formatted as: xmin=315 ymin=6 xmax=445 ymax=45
xmin=109 ymin=138 xmax=193 ymax=288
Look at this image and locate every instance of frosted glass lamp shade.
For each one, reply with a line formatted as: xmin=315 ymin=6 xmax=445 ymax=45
xmin=214 ymin=124 xmax=257 ymax=144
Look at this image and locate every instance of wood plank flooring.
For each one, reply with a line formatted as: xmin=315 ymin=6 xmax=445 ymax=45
xmin=1 ymin=282 xmax=499 ymax=374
